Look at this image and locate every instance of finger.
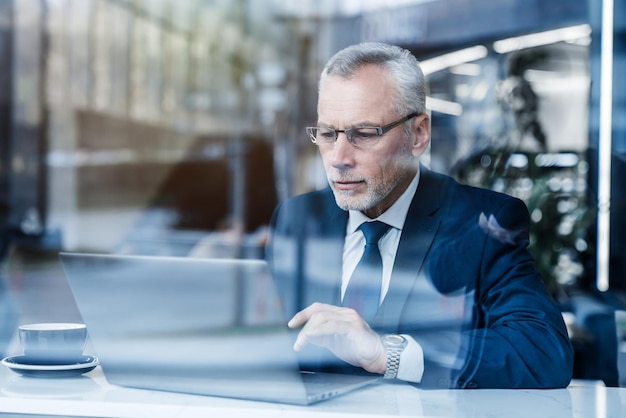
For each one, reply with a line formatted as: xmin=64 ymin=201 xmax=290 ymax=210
xmin=287 ymin=314 xmax=304 ymax=329
xmin=287 ymin=302 xmax=331 ymax=328
xmin=287 ymin=308 xmax=310 ymax=329
xmin=293 ymin=325 xmax=337 ymax=351
xmin=293 ymin=310 xmax=356 ymax=351
xmin=293 ymin=329 xmax=307 ymax=351
xmin=292 ymin=310 xmax=338 ymax=350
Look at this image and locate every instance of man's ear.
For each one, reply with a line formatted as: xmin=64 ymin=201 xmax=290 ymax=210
xmin=411 ymin=114 xmax=431 ymax=157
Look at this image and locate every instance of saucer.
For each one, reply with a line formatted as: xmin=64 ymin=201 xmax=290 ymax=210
xmin=1 ymin=355 xmax=99 ymax=378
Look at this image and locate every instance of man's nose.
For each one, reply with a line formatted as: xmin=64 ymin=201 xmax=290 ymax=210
xmin=329 ymin=132 xmax=355 ymax=167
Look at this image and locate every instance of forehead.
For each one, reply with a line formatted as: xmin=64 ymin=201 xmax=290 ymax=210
xmin=318 ymin=65 xmax=395 ymax=124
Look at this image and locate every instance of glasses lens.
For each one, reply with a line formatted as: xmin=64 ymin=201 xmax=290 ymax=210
xmin=348 ymin=128 xmax=381 ymax=147
xmin=309 ymin=127 xmax=336 ymax=145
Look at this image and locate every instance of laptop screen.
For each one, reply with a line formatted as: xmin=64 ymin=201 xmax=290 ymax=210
xmin=59 ymin=253 xmax=319 ymax=404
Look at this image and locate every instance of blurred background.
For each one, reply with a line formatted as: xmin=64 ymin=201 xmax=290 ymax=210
xmin=0 ymin=0 xmax=624 ymax=386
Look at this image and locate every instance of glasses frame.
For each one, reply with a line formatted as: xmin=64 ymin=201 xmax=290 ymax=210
xmin=306 ymin=112 xmax=420 ymax=147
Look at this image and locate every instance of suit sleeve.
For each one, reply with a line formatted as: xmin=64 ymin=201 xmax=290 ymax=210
xmin=449 ymin=197 xmax=573 ymax=389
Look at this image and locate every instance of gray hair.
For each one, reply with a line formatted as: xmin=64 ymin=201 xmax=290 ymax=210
xmin=319 ymin=42 xmax=427 ymax=117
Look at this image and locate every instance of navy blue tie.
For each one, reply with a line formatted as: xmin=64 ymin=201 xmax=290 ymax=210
xmin=343 ymin=221 xmax=390 ymax=321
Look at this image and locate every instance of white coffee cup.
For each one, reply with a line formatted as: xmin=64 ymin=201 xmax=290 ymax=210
xmin=19 ymin=323 xmax=87 ymax=364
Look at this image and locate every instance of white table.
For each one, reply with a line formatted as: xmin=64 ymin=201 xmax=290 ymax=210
xmin=0 ymin=364 xmax=624 ymax=418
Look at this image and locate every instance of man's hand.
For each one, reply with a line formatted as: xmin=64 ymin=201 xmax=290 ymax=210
xmin=287 ymin=302 xmax=387 ymax=374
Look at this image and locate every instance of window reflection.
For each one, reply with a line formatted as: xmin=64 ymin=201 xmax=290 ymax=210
xmin=0 ymin=0 xmax=623 ymax=392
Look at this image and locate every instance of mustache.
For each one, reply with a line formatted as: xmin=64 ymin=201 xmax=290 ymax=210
xmin=326 ymin=167 xmax=366 ymax=184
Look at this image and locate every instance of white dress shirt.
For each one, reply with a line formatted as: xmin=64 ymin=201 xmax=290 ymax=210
xmin=342 ymin=170 xmax=424 ymax=383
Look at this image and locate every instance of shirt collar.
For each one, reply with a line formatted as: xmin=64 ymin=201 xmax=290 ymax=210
xmin=348 ymin=168 xmax=420 ymax=233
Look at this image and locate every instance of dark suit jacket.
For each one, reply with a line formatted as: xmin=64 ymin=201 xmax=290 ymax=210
xmin=266 ymin=167 xmax=573 ymax=389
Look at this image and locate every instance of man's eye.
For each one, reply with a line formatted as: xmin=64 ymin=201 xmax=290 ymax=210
xmin=318 ymin=129 xmax=336 ymax=139
xmin=351 ymin=129 xmax=379 ymax=140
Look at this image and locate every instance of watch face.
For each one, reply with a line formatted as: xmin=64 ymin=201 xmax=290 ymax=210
xmin=384 ymin=334 xmax=406 ymax=347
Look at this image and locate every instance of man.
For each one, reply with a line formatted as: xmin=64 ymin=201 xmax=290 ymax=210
xmin=266 ymin=42 xmax=573 ymax=389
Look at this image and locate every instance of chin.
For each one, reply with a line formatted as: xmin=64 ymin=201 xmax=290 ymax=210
xmin=333 ymin=191 xmax=375 ymax=213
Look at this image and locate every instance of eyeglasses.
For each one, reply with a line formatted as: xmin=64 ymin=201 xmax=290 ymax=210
xmin=306 ymin=112 xmax=419 ymax=148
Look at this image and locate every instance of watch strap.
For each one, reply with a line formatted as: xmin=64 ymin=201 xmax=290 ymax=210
xmin=383 ymin=335 xmax=406 ymax=379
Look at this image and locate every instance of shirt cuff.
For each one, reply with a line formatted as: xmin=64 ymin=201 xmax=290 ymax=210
xmin=395 ymin=334 xmax=424 ymax=383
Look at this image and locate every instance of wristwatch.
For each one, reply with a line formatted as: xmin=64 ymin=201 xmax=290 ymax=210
xmin=382 ymin=334 xmax=407 ymax=379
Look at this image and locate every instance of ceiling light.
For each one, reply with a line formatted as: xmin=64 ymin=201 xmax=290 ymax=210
xmin=426 ymin=96 xmax=463 ymax=116
xmin=420 ymin=46 xmax=488 ymax=75
xmin=492 ymin=24 xmax=591 ymax=54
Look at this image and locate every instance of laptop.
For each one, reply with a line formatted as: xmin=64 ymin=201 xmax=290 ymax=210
xmin=58 ymin=252 xmax=379 ymax=405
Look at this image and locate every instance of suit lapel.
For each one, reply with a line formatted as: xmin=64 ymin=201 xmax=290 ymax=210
xmin=376 ymin=169 xmax=443 ymax=329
